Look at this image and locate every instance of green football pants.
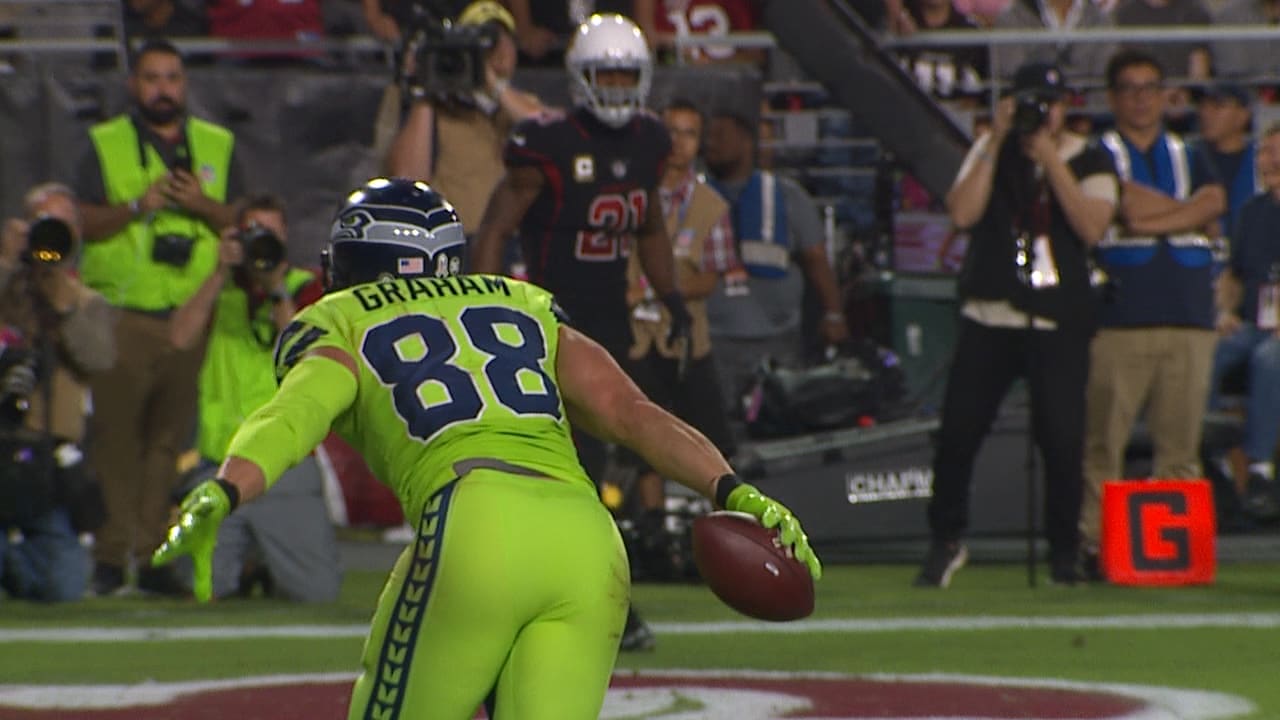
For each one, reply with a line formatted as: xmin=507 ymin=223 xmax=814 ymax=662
xmin=347 ymin=468 xmax=630 ymax=720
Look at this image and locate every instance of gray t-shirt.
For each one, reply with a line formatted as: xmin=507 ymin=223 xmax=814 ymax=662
xmin=706 ymin=173 xmax=823 ymax=340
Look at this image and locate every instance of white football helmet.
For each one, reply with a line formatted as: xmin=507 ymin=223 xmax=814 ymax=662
xmin=565 ymin=14 xmax=653 ymax=128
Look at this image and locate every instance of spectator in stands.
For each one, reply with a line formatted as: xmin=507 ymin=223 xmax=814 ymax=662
xmin=1081 ymin=49 xmax=1225 ymax=578
xmin=1211 ymin=0 xmax=1280 ymax=81
xmin=1196 ymin=82 xmax=1261 ymax=243
xmin=206 ymin=0 xmax=324 ymax=47
xmin=992 ymin=0 xmax=1115 ymax=85
xmin=1113 ymin=0 xmax=1212 ymax=93
xmin=702 ymin=109 xmax=849 ymax=416
xmin=633 ymin=0 xmax=764 ymax=66
xmin=124 ymin=0 xmax=207 ymax=41
xmin=1207 ymin=123 xmax=1280 ymax=520
xmin=888 ymin=0 xmax=988 ymax=106
xmin=168 ymin=194 xmax=340 ymax=601
xmin=386 ymin=1 xmax=543 ymax=237
xmin=913 ymin=62 xmax=1117 ymax=588
xmin=361 ymin=0 xmax=404 ymax=42
xmin=502 ymin=0 xmax=621 ymax=66
xmin=0 ymin=183 xmax=116 ymax=603
xmin=73 ymin=39 xmax=244 ymax=596
xmin=625 ymin=99 xmax=739 ymax=576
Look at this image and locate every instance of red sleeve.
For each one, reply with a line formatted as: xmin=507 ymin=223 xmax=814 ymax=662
xmin=293 ymin=274 xmax=327 ymax=310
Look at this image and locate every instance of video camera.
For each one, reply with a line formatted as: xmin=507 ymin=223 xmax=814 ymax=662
xmin=403 ymin=0 xmax=498 ymax=101
xmin=236 ymin=222 xmax=286 ymax=273
xmin=25 ymin=216 xmax=74 ymax=265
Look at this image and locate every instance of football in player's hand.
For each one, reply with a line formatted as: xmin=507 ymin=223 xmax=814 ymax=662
xmin=692 ymin=511 xmax=815 ymax=621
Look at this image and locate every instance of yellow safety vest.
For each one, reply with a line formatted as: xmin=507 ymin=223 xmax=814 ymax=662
xmin=81 ymin=114 xmax=234 ymax=311
xmin=197 ymin=267 xmax=316 ymax=462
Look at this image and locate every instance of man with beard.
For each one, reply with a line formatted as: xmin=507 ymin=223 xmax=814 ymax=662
xmin=73 ymin=38 xmax=244 ymax=597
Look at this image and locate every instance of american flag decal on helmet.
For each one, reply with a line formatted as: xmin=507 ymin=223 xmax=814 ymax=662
xmin=397 ymin=257 xmax=424 ymax=274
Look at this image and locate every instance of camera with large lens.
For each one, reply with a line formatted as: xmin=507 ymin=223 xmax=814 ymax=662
xmin=1012 ymin=90 xmax=1051 ymax=135
xmin=404 ymin=1 xmax=497 ymax=101
xmin=237 ymin=223 xmax=286 ymax=273
xmin=25 ymin=216 xmax=74 ymax=265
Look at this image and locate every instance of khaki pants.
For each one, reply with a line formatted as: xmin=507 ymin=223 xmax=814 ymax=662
xmin=89 ymin=310 xmax=204 ymax=568
xmin=1080 ymin=327 xmax=1216 ymax=546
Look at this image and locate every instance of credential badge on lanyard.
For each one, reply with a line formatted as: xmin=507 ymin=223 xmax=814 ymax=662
xmin=1258 ymin=264 xmax=1280 ymax=330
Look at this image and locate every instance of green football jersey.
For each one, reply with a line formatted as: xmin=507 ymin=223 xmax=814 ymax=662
xmin=273 ymin=274 xmax=593 ymax=516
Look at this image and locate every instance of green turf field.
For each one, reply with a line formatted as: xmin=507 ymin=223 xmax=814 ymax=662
xmin=1 ymin=561 xmax=1278 ymax=717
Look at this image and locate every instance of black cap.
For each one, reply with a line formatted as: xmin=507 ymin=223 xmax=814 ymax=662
xmin=1198 ymin=81 xmax=1250 ymax=106
xmin=1010 ymin=61 xmax=1068 ymax=98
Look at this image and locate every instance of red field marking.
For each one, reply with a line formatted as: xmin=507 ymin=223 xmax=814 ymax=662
xmin=0 ymin=672 xmax=1198 ymax=720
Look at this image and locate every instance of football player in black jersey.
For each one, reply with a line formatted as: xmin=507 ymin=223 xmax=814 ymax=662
xmin=470 ymin=12 xmax=690 ymax=653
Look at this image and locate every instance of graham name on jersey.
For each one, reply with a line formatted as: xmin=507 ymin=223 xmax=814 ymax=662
xmin=352 ymin=275 xmax=513 ymax=311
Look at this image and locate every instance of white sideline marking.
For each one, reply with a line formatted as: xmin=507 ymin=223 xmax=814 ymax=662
xmin=3 ymin=613 xmax=1280 ymax=643
xmin=0 ymin=669 xmax=1255 ymax=719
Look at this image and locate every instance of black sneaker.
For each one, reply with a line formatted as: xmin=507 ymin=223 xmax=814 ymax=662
xmin=1243 ymin=473 xmax=1280 ymax=521
xmin=137 ymin=565 xmax=187 ymax=597
xmin=1049 ymin=555 xmax=1080 ymax=586
xmin=913 ymin=541 xmax=968 ymax=588
xmin=90 ymin=563 xmax=125 ymax=597
xmin=1080 ymin=547 xmax=1105 ymax=583
xmin=619 ymin=608 xmax=656 ymax=652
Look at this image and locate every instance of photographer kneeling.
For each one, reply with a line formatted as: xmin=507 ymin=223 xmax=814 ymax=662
xmin=914 ymin=63 xmax=1118 ymax=588
xmin=0 ymin=183 xmax=116 ymax=603
xmin=168 ymin=194 xmax=339 ymax=602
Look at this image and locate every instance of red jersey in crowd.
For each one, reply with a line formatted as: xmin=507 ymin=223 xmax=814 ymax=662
xmin=207 ymin=0 xmax=323 ymax=41
xmin=652 ymin=0 xmax=759 ymax=62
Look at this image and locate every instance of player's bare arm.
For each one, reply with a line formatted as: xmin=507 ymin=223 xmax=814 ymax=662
xmin=556 ymin=324 xmax=731 ymax=500
xmin=634 ymin=183 xmax=680 ymax=296
xmin=469 ymin=165 xmax=544 ymax=274
xmin=218 ymin=345 xmax=359 ymax=505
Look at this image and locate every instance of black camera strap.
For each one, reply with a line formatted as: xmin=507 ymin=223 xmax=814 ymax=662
xmin=1014 ymin=177 xmax=1051 ymax=239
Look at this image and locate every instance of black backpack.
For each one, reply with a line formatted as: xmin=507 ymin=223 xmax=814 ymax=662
xmin=745 ymin=340 xmax=906 ymax=439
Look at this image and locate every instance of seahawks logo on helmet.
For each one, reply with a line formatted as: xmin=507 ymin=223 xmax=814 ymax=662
xmin=323 ymin=178 xmax=467 ymax=292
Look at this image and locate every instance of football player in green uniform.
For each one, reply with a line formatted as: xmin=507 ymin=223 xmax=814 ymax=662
xmin=152 ymin=178 xmax=821 ymax=720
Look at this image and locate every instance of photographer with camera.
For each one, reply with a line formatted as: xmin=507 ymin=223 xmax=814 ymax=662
xmin=385 ymin=1 xmax=544 ymax=236
xmin=72 ymin=39 xmax=245 ymax=597
xmin=914 ymin=62 xmax=1118 ymax=588
xmin=0 ymin=183 xmax=116 ymax=603
xmin=167 ymin=194 xmax=338 ymax=601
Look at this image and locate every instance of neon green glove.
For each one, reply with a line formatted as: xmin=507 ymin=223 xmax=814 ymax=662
xmin=151 ymin=479 xmax=234 ymax=602
xmin=725 ymin=482 xmax=823 ymax=581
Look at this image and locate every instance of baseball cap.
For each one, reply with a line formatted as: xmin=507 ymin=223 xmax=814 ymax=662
xmin=1198 ymin=81 xmax=1251 ymax=106
xmin=457 ymin=1 xmax=516 ymax=34
xmin=1009 ymin=61 xmax=1068 ymax=98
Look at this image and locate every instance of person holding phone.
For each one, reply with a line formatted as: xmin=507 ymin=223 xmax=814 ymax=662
xmin=71 ymin=39 xmax=245 ymax=597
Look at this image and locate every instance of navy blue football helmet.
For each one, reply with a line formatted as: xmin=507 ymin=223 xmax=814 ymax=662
xmin=324 ymin=178 xmax=466 ymax=291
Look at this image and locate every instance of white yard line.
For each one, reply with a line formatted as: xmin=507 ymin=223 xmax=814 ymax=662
xmin=0 ymin=669 xmax=1255 ymax=719
xmin=3 ymin=612 xmax=1280 ymax=643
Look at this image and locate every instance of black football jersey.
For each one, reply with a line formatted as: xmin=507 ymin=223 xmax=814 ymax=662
xmin=505 ymin=107 xmax=670 ymax=347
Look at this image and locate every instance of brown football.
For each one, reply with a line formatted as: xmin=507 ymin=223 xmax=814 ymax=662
xmin=691 ymin=511 xmax=815 ymax=621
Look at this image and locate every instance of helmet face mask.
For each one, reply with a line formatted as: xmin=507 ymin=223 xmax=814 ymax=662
xmin=324 ymin=178 xmax=466 ymax=292
xmin=566 ymin=14 xmax=652 ymax=128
